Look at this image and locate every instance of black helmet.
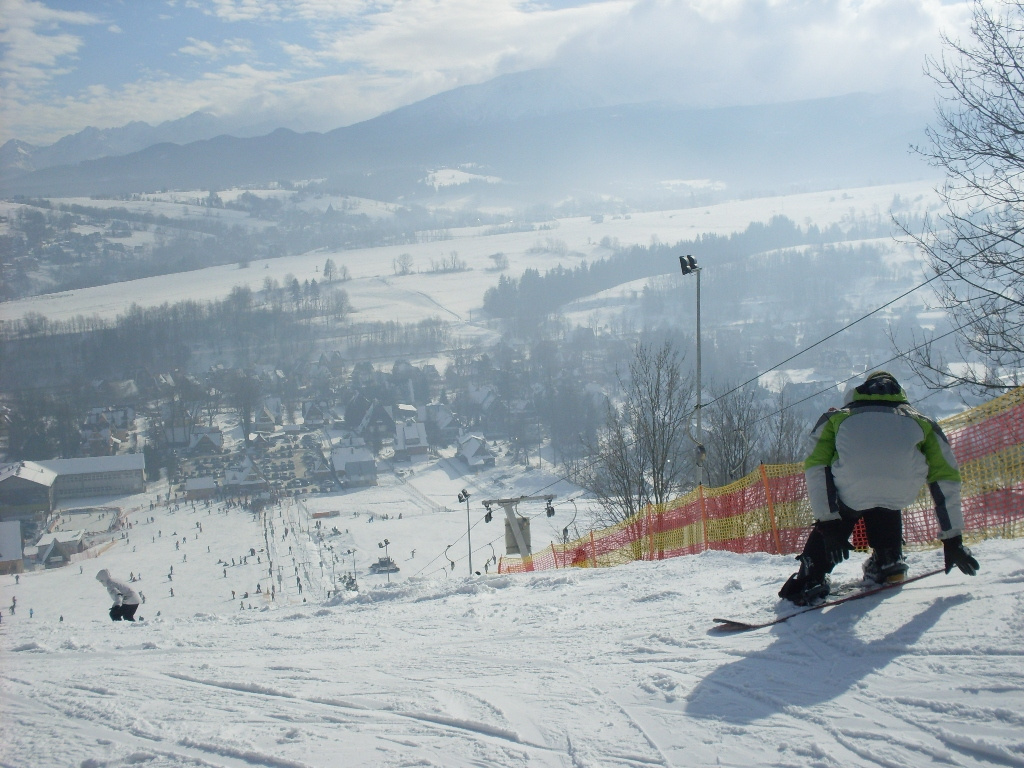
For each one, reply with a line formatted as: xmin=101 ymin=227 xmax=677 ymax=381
xmin=856 ymin=370 xmax=901 ymax=397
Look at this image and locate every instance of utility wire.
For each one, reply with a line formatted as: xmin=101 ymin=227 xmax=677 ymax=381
xmin=701 ymin=267 xmax=946 ymax=411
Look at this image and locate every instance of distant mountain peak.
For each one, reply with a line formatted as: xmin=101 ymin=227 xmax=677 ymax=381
xmin=371 ymin=68 xmax=607 ymax=128
xmin=1 ymin=111 xmax=235 ymax=178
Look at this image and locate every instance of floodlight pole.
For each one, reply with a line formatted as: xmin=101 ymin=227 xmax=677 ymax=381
xmin=696 ymin=264 xmax=702 ymax=486
xmin=680 ymin=255 xmax=705 ymax=487
xmin=459 ymin=490 xmax=472 ymax=575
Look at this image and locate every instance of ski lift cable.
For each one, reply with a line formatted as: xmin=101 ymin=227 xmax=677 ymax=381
xmin=743 ymin=319 xmax=975 ymax=429
xmin=700 ymin=259 xmax=955 ymax=410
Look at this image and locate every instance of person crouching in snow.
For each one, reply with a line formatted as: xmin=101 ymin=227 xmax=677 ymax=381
xmin=96 ymin=569 xmax=141 ymax=621
xmin=779 ymin=371 xmax=980 ymax=606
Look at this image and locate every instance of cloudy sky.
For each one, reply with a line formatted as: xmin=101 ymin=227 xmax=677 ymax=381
xmin=0 ymin=0 xmax=972 ymax=146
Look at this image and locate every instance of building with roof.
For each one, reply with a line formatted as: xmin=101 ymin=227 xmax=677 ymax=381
xmin=457 ymin=433 xmax=496 ymax=471
xmin=394 ymin=419 xmax=429 ymax=461
xmin=330 ymin=445 xmax=377 ymax=487
xmin=32 ymin=529 xmax=87 ymax=569
xmin=223 ymin=457 xmax=268 ymax=491
xmin=37 ymin=454 xmax=146 ymax=500
xmin=0 ymin=462 xmax=57 ymax=517
xmin=0 ymin=520 xmax=25 ymax=574
xmin=184 ymin=476 xmax=218 ymax=499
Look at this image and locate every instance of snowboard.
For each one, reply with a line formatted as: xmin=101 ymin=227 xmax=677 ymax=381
xmin=712 ymin=567 xmax=945 ymax=632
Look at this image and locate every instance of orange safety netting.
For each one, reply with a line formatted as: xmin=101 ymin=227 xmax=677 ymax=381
xmin=500 ymin=386 xmax=1024 ymax=574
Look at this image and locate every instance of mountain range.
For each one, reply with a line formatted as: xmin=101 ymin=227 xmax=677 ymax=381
xmin=0 ymin=70 xmax=935 ymax=203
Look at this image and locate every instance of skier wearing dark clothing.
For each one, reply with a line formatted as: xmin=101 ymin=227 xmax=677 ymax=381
xmin=96 ymin=569 xmax=141 ymax=621
xmin=779 ymin=371 xmax=979 ymax=606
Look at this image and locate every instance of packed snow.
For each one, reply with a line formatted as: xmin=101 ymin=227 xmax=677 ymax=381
xmin=2 ymin=451 xmax=1022 ymax=768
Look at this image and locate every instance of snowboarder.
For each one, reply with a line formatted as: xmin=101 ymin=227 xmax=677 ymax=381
xmin=96 ymin=569 xmax=141 ymax=621
xmin=779 ymin=371 xmax=980 ymax=606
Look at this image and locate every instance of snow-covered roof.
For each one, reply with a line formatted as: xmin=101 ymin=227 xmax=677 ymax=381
xmin=395 ymin=420 xmax=427 ymax=451
xmin=330 ymin=445 xmax=375 ymax=469
xmin=0 ymin=461 xmax=58 ymax=487
xmin=37 ymin=454 xmax=145 ymax=476
xmin=185 ymin=477 xmax=217 ymax=491
xmin=35 ymin=529 xmax=86 ymax=547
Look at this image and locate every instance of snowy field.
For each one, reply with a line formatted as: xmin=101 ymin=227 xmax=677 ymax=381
xmin=2 ymin=448 xmax=1022 ymax=768
xmin=0 ymin=180 xmax=939 ymax=328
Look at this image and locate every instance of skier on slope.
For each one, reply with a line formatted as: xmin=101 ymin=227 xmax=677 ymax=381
xmin=96 ymin=569 xmax=142 ymax=621
xmin=779 ymin=371 xmax=980 ymax=606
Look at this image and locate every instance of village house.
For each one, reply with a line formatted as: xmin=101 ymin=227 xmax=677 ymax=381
xmin=32 ymin=529 xmax=87 ymax=569
xmin=184 ymin=476 xmax=218 ymax=499
xmin=222 ymin=457 xmax=268 ymax=492
xmin=253 ymin=397 xmax=283 ymax=433
xmin=189 ymin=426 xmax=225 ymax=454
xmin=394 ymin=418 xmax=429 ymax=461
xmin=343 ymin=395 xmax=395 ymax=447
xmin=419 ymin=402 xmax=461 ymax=445
xmin=330 ymin=445 xmax=377 ymax=487
xmin=456 ymin=432 xmax=496 ymax=471
xmin=301 ymin=400 xmax=331 ymax=429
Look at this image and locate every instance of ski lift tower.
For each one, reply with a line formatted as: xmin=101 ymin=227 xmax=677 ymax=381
xmin=480 ymin=494 xmax=556 ymax=557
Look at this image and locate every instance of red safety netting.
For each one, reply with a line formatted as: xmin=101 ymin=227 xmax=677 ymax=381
xmin=501 ymin=387 xmax=1024 ymax=574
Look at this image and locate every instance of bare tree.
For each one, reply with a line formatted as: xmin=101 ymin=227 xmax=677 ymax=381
xmin=900 ymin=0 xmax=1024 ymax=393
xmin=230 ymin=372 xmax=262 ymax=446
xmin=761 ymin=386 xmax=809 ymax=465
xmin=581 ymin=340 xmax=694 ymax=527
xmin=393 ymin=253 xmax=413 ymax=276
xmin=701 ymin=383 xmax=766 ymax=487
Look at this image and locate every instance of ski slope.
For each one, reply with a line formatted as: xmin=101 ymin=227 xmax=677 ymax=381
xmin=2 ymin=456 xmax=1022 ymax=768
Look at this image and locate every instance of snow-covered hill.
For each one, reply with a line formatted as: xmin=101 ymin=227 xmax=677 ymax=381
xmin=2 ymin=454 xmax=1021 ymax=768
xmin=0 ymin=180 xmax=938 ymax=327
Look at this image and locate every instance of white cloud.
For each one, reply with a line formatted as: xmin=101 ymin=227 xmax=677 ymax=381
xmin=0 ymin=0 xmax=976 ymax=146
xmin=0 ymin=0 xmax=100 ymax=83
xmin=178 ymin=37 xmax=254 ymax=60
xmin=315 ymin=0 xmax=628 ymax=75
xmin=551 ymin=0 xmax=973 ymax=107
xmin=205 ymin=0 xmax=283 ymax=22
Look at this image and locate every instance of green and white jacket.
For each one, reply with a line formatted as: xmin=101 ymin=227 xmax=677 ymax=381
xmin=803 ymin=385 xmax=963 ymax=539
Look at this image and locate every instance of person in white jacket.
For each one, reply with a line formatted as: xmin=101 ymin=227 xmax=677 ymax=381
xmin=779 ymin=371 xmax=979 ymax=606
xmin=96 ymin=569 xmax=141 ymax=621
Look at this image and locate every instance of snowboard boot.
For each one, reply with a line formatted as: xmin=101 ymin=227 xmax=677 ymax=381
xmin=779 ymin=556 xmax=830 ymax=606
xmin=862 ymin=549 xmax=909 ymax=584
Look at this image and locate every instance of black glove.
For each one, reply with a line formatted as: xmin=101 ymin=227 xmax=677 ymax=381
xmin=816 ymin=519 xmax=853 ymax=567
xmin=943 ymin=535 xmax=979 ymax=575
